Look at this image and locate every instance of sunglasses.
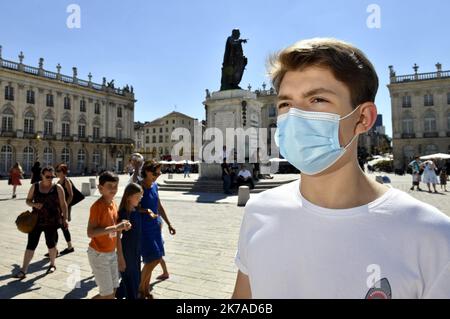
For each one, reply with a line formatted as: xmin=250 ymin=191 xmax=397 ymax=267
xmin=55 ymin=170 xmax=61 ymax=173
xmin=44 ymin=175 xmax=55 ymax=179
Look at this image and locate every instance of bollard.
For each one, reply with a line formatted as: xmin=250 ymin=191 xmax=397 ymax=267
xmin=89 ymin=178 xmax=96 ymax=189
xmin=237 ymin=186 xmax=250 ymax=207
xmin=81 ymin=182 xmax=91 ymax=196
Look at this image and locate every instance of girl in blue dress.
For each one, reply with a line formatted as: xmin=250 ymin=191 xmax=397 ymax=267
xmin=138 ymin=160 xmax=176 ymax=299
xmin=116 ymin=183 xmax=144 ymax=299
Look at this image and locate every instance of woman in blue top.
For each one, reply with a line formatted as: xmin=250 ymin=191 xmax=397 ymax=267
xmin=138 ymin=160 xmax=176 ymax=299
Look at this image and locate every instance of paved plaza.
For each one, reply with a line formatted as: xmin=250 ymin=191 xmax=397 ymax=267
xmin=0 ymin=173 xmax=448 ymax=299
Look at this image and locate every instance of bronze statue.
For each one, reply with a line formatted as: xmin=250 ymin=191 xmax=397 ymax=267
xmin=220 ymin=29 xmax=248 ymax=91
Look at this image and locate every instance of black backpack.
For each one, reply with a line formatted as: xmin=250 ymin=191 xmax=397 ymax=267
xmin=67 ymin=179 xmax=85 ymax=207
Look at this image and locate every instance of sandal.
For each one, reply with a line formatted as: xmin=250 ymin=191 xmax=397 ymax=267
xmin=60 ymin=247 xmax=74 ymax=255
xmin=13 ymin=270 xmax=26 ymax=280
xmin=45 ymin=265 xmax=56 ymax=275
xmin=156 ymin=274 xmax=169 ymax=281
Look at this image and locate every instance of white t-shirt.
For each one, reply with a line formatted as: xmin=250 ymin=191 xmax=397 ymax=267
xmin=235 ymin=179 xmax=450 ymax=299
xmin=238 ymin=169 xmax=252 ymax=178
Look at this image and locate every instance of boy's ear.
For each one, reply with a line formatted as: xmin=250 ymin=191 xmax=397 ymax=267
xmin=355 ymin=102 xmax=378 ymax=135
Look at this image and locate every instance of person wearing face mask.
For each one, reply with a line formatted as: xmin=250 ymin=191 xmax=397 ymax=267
xmin=232 ymin=38 xmax=450 ymax=299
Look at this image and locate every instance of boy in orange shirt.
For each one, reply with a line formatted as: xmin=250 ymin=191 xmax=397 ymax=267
xmin=87 ymin=171 xmax=131 ymax=299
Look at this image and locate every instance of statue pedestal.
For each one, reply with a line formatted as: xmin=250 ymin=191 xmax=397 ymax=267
xmin=200 ymin=89 xmax=262 ymax=180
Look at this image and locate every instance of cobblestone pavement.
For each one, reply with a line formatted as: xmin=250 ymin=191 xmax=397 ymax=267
xmin=0 ymin=172 xmax=448 ymax=299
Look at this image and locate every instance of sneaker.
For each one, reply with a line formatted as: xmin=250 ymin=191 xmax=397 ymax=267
xmin=60 ymin=247 xmax=74 ymax=255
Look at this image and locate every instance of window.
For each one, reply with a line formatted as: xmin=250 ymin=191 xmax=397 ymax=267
xmin=152 ymin=136 xmax=156 ymax=143
xmin=23 ymin=147 xmax=34 ymax=172
xmin=80 ymin=100 xmax=86 ymax=112
xmin=117 ymin=107 xmax=122 ymax=118
xmin=165 ymin=147 xmax=169 ymax=155
xmin=269 ymin=105 xmax=277 ymax=117
xmin=116 ymin=128 xmax=122 ymax=140
xmin=402 ymin=96 xmax=411 ymax=108
xmin=182 ymin=120 xmax=185 ymax=124
xmin=26 ymin=90 xmax=35 ymax=104
xmin=172 ymin=120 xmax=175 ymax=124
xmin=77 ymin=149 xmax=86 ymax=172
xmin=166 ymin=120 xmax=168 ymax=124
xmin=2 ymin=109 xmax=14 ymax=132
xmin=78 ymin=124 xmax=86 ymax=138
xmin=159 ymin=127 xmax=163 ymax=133
xmin=61 ymin=148 xmax=70 ymax=167
xmin=153 ymin=128 xmax=156 ymax=133
xmin=146 ymin=136 xmax=150 ymax=143
xmin=93 ymin=126 xmax=100 ymax=140
xmin=146 ymin=129 xmax=149 ymax=134
xmin=159 ymin=135 xmax=163 ymax=143
xmin=165 ymin=127 xmax=168 ymax=133
xmin=64 ymin=97 xmax=71 ymax=109
xmin=62 ymin=122 xmax=70 ymax=137
xmin=424 ymin=112 xmax=437 ymax=132
xmin=24 ymin=113 xmax=35 ymax=134
xmin=165 ymin=135 xmax=169 ymax=143
xmin=159 ymin=147 xmax=163 ymax=154
xmin=94 ymin=102 xmax=100 ymax=114
xmin=44 ymin=120 xmax=53 ymax=136
xmin=93 ymin=150 xmax=101 ymax=168
xmin=4 ymin=85 xmax=14 ymax=100
xmin=402 ymin=118 xmax=414 ymax=134
xmin=424 ymin=94 xmax=434 ymax=106
xmin=43 ymin=147 xmax=53 ymax=167
xmin=0 ymin=145 xmax=13 ymax=173
xmin=46 ymin=94 xmax=54 ymax=107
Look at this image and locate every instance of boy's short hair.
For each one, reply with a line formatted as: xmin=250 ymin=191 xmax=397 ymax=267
xmin=99 ymin=171 xmax=119 ymax=185
xmin=141 ymin=160 xmax=161 ymax=178
xmin=268 ymin=38 xmax=379 ymax=108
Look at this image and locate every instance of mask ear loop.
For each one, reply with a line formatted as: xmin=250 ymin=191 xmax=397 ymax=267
xmin=339 ymin=104 xmax=363 ymax=149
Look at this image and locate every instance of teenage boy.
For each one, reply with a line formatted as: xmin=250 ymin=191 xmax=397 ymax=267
xmin=232 ymin=38 xmax=450 ymax=299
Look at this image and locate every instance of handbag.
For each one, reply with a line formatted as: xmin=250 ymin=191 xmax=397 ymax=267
xmin=69 ymin=179 xmax=85 ymax=207
xmin=16 ymin=210 xmax=38 ymax=233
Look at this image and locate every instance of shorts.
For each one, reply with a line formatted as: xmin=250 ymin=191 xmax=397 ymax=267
xmin=87 ymin=246 xmax=120 ymax=296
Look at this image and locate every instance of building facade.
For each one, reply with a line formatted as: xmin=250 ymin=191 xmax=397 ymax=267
xmin=387 ymin=63 xmax=450 ymax=171
xmin=0 ymin=46 xmax=136 ymax=176
xmin=134 ymin=111 xmax=199 ymax=161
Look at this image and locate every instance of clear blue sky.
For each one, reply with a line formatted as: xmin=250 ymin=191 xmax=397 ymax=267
xmin=1 ymin=0 xmax=450 ymax=138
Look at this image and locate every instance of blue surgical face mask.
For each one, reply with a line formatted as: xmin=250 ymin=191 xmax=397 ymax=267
xmin=274 ymin=106 xmax=361 ymax=175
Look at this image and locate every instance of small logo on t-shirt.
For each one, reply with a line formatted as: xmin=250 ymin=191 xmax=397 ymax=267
xmin=365 ymin=278 xmax=392 ymax=299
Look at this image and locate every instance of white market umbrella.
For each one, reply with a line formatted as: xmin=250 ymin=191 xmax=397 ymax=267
xmin=420 ymin=153 xmax=450 ymax=160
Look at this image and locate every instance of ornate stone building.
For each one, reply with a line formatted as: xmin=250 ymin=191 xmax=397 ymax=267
xmin=0 ymin=46 xmax=136 ymax=176
xmin=134 ymin=111 xmax=199 ymax=161
xmin=387 ymin=63 xmax=450 ymax=171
